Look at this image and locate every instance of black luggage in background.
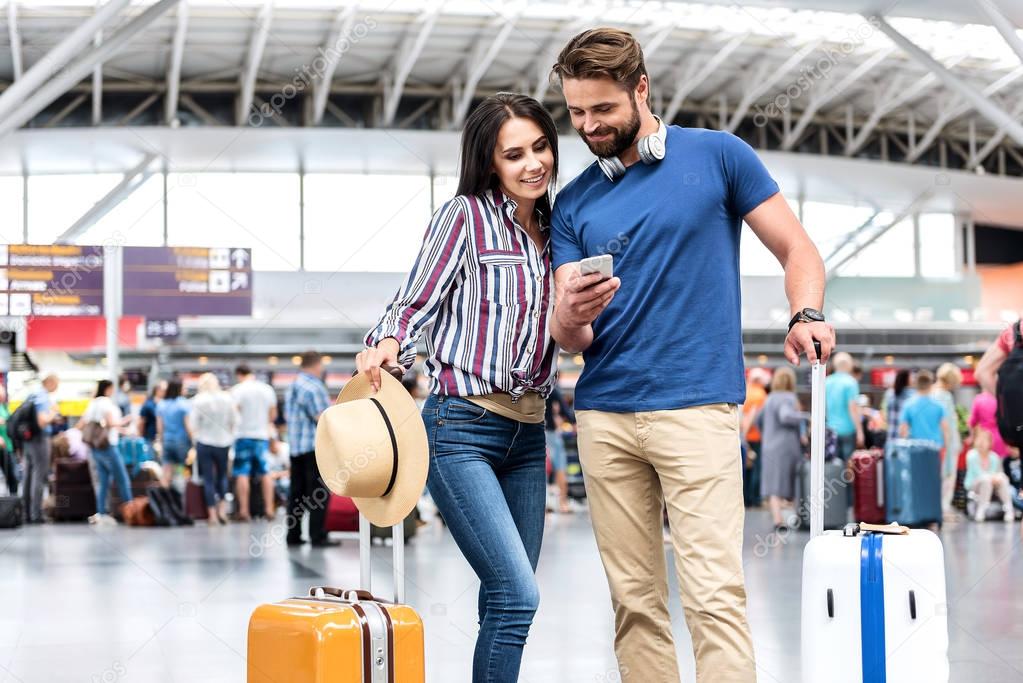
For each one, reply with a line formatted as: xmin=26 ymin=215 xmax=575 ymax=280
xmin=51 ymin=459 xmax=96 ymax=522
xmin=0 ymin=448 xmax=22 ymax=528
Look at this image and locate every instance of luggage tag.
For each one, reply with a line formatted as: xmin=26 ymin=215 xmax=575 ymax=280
xmin=843 ymin=522 xmax=910 ymax=536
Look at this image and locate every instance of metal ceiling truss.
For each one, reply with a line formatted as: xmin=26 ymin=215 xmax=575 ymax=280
xmin=4 ymin=3 xmax=1023 ymax=177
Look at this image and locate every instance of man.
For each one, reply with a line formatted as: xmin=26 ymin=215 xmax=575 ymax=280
xmin=740 ymin=369 xmax=770 ymax=508
xmin=976 ymin=316 xmax=1021 ymax=395
xmin=548 ymin=28 xmax=835 ymax=682
xmin=284 ymin=351 xmax=337 ymax=547
xmin=23 ymin=373 xmax=60 ymax=524
xmin=137 ymin=380 xmax=167 ymax=449
xmin=899 ymin=370 xmax=950 ymax=449
xmin=231 ymin=365 xmax=277 ymax=521
xmin=825 ymin=352 xmax=864 ymax=460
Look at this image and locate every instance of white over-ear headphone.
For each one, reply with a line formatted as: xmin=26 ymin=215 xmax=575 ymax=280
xmin=596 ymin=116 xmax=668 ymax=182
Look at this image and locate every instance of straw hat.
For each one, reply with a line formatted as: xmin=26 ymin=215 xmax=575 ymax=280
xmin=315 ymin=371 xmax=428 ymax=527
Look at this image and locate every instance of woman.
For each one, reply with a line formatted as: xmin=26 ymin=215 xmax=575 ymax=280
xmin=189 ymin=373 xmax=236 ymax=524
xmin=881 ymin=369 xmax=914 ymax=447
xmin=932 ymin=363 xmax=963 ymax=516
xmin=756 ymin=367 xmax=806 ymax=530
xmin=964 ymin=427 xmax=1014 ymax=522
xmin=80 ymin=380 xmax=133 ymax=525
xmin=357 ymin=93 xmax=559 ymax=683
xmin=156 ymin=379 xmax=192 ymax=487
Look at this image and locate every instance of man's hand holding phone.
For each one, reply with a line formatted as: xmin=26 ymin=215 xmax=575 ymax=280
xmin=557 ymin=255 xmax=621 ymax=328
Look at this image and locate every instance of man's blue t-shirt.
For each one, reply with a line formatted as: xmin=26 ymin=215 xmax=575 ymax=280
xmin=550 ymin=126 xmax=779 ymax=412
xmin=31 ymin=390 xmax=54 ymax=436
xmin=899 ymin=395 xmax=946 ymax=446
xmin=825 ymin=372 xmax=860 ymax=436
xmin=139 ymin=398 xmax=158 ymax=442
xmin=156 ymin=397 xmax=192 ymax=444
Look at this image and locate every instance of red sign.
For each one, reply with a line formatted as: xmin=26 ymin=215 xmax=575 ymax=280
xmin=870 ymin=368 xmax=898 ymax=388
xmin=26 ymin=316 xmax=143 ymax=351
xmin=961 ymin=367 xmax=977 ymax=386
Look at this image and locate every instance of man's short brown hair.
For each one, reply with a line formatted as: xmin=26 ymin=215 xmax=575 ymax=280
xmin=550 ymin=28 xmax=648 ymax=92
xmin=300 ymin=351 xmax=322 ymax=369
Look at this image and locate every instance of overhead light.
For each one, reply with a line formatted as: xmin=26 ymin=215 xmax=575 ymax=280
xmin=291 ymin=355 xmax=302 ymax=366
xmin=322 ymin=355 xmax=333 ymax=364
xmin=963 ymin=355 xmax=975 ymax=366
xmin=268 ymin=356 xmax=279 ymax=366
xmin=573 ymin=354 xmax=584 ymax=366
xmin=198 ymin=356 xmax=208 ymax=366
xmin=757 ymin=355 xmax=768 ymax=365
xmin=884 ymin=355 xmax=895 ymax=365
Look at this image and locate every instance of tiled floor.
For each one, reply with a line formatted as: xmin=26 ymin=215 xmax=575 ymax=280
xmin=0 ymin=507 xmax=1020 ymax=682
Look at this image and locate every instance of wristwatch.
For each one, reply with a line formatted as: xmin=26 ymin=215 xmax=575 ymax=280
xmin=788 ymin=307 xmax=826 ymax=332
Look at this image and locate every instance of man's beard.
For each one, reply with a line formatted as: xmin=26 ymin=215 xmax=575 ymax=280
xmin=578 ymin=99 xmax=642 ymax=159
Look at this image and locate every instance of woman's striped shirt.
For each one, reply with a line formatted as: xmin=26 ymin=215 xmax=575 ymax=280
xmin=366 ymin=187 xmax=558 ymax=399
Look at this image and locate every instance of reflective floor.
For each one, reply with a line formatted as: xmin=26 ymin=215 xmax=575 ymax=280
xmin=1 ymin=506 xmax=1021 ymax=683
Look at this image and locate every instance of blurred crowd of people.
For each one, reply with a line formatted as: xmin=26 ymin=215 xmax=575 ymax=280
xmin=0 ymin=353 xmax=347 ymax=541
xmin=741 ymin=318 xmax=1022 ymax=535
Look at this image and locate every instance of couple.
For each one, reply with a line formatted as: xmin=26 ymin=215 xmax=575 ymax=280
xmin=357 ymin=28 xmax=835 ymax=683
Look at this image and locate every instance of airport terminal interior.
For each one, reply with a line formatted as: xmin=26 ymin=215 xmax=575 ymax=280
xmin=1 ymin=0 xmax=1023 ymax=681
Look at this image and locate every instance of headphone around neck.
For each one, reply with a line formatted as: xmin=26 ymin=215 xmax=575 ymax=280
xmin=596 ymin=116 xmax=668 ymax=182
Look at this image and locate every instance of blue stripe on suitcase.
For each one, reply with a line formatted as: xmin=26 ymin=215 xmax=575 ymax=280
xmin=860 ymin=533 xmax=887 ymax=682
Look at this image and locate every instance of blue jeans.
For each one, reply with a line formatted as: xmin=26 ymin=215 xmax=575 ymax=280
xmin=422 ymin=395 xmax=546 ymax=683
xmin=197 ymin=443 xmax=230 ymax=507
xmin=1012 ymin=489 xmax=1023 ymax=512
xmin=545 ymin=429 xmax=567 ymax=473
xmin=162 ymin=439 xmax=191 ymax=465
xmin=93 ymin=445 xmax=132 ymax=515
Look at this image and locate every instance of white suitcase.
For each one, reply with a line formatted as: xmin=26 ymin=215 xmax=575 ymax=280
xmin=800 ymin=343 xmax=949 ymax=683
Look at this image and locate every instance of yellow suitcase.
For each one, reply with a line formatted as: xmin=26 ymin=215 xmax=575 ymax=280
xmin=247 ymin=517 xmax=425 ymax=683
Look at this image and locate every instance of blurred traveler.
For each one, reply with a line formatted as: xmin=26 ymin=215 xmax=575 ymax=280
xmin=156 ymin=379 xmax=192 ymax=487
xmin=116 ymin=374 xmax=133 ymax=421
xmin=964 ymin=427 xmax=1014 ymax=522
xmin=137 ymin=380 xmax=167 ymax=449
xmin=0 ymin=385 xmax=14 ymax=491
xmin=740 ymin=368 xmax=769 ymax=508
xmin=898 ymin=370 xmax=950 ymax=448
xmin=976 ymin=317 xmax=1021 ymax=395
xmin=826 ymin=352 xmax=863 ymax=460
xmin=231 ymin=364 xmax=277 ymax=521
xmin=881 ymin=369 xmax=914 ymax=447
xmin=190 ymin=373 xmax=237 ymax=525
xmin=22 ymin=373 xmax=60 ymax=524
xmin=80 ymin=379 xmax=132 ymax=525
xmin=360 ymin=92 xmax=560 ymax=683
xmin=545 ymin=387 xmax=571 ymax=514
xmin=756 ymin=367 xmax=806 ymax=530
xmin=549 ymin=29 xmax=835 ymax=683
xmin=284 ymin=351 xmax=335 ymax=547
xmin=1003 ymin=446 xmax=1022 ymax=516
xmin=933 ymin=363 xmax=963 ymax=515
xmin=969 ymin=392 xmax=1010 ymax=458
xmin=266 ymin=423 xmax=291 ymax=510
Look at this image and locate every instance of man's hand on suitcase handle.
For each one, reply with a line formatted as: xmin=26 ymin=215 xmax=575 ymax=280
xmin=784 ymin=320 xmax=835 ymax=366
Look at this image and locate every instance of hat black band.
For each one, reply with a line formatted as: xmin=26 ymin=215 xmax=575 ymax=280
xmin=369 ymin=398 xmax=399 ymax=498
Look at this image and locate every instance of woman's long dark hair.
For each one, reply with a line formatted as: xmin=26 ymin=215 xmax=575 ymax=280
xmin=893 ymin=369 xmax=911 ymax=398
xmin=456 ymin=93 xmax=559 ymax=225
xmin=95 ymin=379 xmax=113 ymax=398
xmin=165 ymin=379 xmax=183 ymax=401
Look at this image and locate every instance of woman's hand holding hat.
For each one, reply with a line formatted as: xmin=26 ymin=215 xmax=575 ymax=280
xmin=355 ymin=338 xmax=403 ymax=392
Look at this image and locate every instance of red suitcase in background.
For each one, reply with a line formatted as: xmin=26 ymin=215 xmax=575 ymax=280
xmin=325 ymin=494 xmax=359 ymax=532
xmin=851 ymin=448 xmax=886 ymax=524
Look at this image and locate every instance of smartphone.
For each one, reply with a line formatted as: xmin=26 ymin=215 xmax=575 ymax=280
xmin=579 ymin=254 xmax=613 ymax=281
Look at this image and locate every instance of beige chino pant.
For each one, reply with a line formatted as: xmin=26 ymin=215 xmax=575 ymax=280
xmin=576 ymin=404 xmax=756 ymax=683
